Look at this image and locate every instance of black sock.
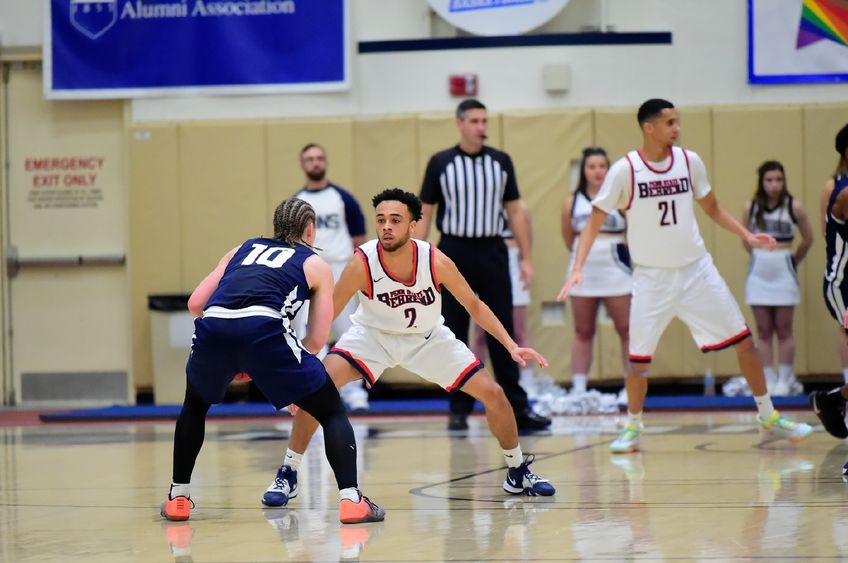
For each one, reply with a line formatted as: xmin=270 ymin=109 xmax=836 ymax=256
xmin=172 ymin=384 xmax=211 ymax=484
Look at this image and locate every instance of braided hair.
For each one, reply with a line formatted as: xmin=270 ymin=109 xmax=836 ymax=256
xmin=273 ymin=197 xmax=316 ymax=245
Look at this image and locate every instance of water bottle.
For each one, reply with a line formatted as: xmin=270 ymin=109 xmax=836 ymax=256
xmin=703 ymin=369 xmax=716 ymax=397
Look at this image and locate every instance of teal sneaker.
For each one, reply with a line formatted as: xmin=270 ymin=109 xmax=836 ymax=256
xmin=610 ymin=422 xmax=643 ymax=453
xmin=757 ymin=411 xmax=813 ymax=443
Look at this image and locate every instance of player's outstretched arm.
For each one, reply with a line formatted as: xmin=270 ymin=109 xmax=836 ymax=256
xmin=435 ymin=249 xmax=548 ymax=368
xmin=332 ymin=252 xmax=368 ymax=320
xmin=698 ymin=192 xmax=776 ymax=250
xmin=187 ymin=246 xmax=239 ymax=317
xmin=822 ymin=178 xmax=835 ymax=236
xmin=302 ymin=255 xmax=335 ymax=355
xmin=557 ymin=206 xmax=609 ymax=301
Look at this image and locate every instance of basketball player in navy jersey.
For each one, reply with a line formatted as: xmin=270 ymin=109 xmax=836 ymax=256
xmin=558 ymin=99 xmax=812 ymax=453
xmin=261 ymin=188 xmax=555 ymax=506
xmin=160 ymin=198 xmax=384 ymax=525
xmin=810 ymin=124 xmax=848 ymax=448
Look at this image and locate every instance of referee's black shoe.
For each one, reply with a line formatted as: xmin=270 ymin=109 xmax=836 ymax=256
xmin=809 ymin=390 xmax=848 ymax=439
xmin=516 ymin=411 xmax=551 ymax=432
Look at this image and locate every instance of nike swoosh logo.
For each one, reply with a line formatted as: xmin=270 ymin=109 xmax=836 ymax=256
xmin=373 ymin=277 xmax=385 ymax=283
xmin=424 ymin=331 xmax=433 ymax=340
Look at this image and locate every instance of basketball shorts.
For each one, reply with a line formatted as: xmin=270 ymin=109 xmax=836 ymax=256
xmin=187 ymin=315 xmax=327 ymax=410
xmin=629 ymin=253 xmax=750 ymax=363
xmin=567 ymin=236 xmax=632 ymax=297
xmin=745 ymin=248 xmax=800 ymax=306
xmin=507 ymin=245 xmax=530 ymax=307
xmin=328 ymin=320 xmax=483 ymax=392
xmin=823 ymin=274 xmax=848 ymax=328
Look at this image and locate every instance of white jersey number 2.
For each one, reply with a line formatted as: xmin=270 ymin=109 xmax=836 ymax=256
xmin=241 ymin=243 xmax=295 ymax=268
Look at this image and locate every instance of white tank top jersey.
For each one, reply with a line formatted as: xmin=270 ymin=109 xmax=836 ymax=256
xmin=294 ymin=184 xmax=365 ymax=263
xmin=747 ymin=197 xmax=796 ymax=243
xmin=350 ymin=239 xmax=443 ymax=335
xmin=592 ymin=146 xmax=712 ymax=268
xmin=571 ymin=191 xmax=626 ymax=234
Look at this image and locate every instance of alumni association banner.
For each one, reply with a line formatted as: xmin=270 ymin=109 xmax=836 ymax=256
xmin=44 ymin=0 xmax=348 ymax=99
xmin=749 ymin=0 xmax=848 ymax=83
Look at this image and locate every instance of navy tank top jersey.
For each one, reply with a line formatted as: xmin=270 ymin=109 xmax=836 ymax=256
xmin=205 ymin=237 xmax=314 ymax=319
xmin=824 ymin=175 xmax=848 ymax=322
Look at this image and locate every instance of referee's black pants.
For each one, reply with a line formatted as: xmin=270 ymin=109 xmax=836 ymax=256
xmin=438 ymin=235 xmax=530 ymax=417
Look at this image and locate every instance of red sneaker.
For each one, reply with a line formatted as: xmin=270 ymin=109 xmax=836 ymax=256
xmin=338 ymin=493 xmax=385 ymax=524
xmin=160 ymin=495 xmax=194 ymax=521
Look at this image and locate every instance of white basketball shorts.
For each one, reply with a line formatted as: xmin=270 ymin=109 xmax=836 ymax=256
xmin=629 ymin=253 xmax=750 ymax=364
xmin=328 ymin=320 xmax=483 ymax=392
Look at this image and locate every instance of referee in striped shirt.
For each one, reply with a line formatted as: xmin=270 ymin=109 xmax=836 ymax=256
xmin=415 ymin=99 xmax=551 ymax=432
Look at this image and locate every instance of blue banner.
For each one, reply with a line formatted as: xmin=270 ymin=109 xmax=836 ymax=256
xmin=45 ymin=0 xmax=348 ymax=98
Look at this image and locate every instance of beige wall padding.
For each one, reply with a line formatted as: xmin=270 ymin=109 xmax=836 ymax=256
xmin=127 ymin=105 xmax=848 ymax=393
xmin=178 ymin=122 xmax=268 ymax=289
xmin=129 ymin=124 xmax=182 ymax=389
xmin=353 ymin=116 xmax=419 ymax=232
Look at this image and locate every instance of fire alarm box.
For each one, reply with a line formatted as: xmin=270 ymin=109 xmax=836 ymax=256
xmin=449 ymin=74 xmax=478 ymax=96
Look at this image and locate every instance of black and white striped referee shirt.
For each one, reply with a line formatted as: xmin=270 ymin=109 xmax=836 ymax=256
xmin=420 ymin=145 xmax=520 ymax=238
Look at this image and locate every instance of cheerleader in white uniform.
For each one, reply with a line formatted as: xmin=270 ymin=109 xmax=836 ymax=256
xmin=743 ymin=160 xmax=814 ymax=395
xmin=562 ymin=147 xmax=632 ymax=393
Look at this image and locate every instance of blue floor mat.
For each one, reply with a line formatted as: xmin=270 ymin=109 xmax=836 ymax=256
xmin=38 ymin=395 xmax=812 ymax=422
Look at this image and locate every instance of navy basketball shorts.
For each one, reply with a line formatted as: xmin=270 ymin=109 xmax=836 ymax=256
xmin=186 ymin=316 xmax=327 ymax=409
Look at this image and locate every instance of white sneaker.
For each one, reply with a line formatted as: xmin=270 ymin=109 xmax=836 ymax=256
xmin=341 ymin=381 xmax=369 ymax=411
xmin=610 ymin=422 xmax=643 ymax=453
xmin=757 ymin=411 xmax=813 ymax=443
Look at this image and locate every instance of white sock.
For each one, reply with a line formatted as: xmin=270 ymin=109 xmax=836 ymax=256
xmin=627 ymin=411 xmax=643 ymax=427
xmin=339 ymin=487 xmax=360 ymax=503
xmin=763 ymin=366 xmax=777 ymax=385
xmin=284 ymin=448 xmax=304 ymax=472
xmin=572 ymin=373 xmax=587 ymax=393
xmin=170 ymin=483 xmax=190 ymax=499
xmin=842 ymin=368 xmax=848 ymax=384
xmin=503 ymin=445 xmax=523 ymax=468
xmin=754 ymin=393 xmax=775 ymax=420
xmin=778 ymin=364 xmax=793 ymax=380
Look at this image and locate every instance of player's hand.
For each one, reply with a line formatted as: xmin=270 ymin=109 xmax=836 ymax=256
xmin=519 ymin=257 xmax=534 ymax=289
xmin=509 ymin=346 xmax=549 ymax=368
xmin=746 ymin=232 xmax=776 ymax=251
xmin=287 ymin=404 xmax=300 ymax=416
xmin=557 ymin=271 xmax=582 ymax=301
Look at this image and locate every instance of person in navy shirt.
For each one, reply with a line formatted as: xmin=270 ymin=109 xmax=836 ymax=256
xmin=160 ymin=197 xmax=384 ymax=526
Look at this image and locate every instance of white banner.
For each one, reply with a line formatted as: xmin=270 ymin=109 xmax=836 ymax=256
xmin=428 ymin=0 xmax=569 ymax=36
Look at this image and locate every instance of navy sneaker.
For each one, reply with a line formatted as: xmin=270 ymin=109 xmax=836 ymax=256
xmin=262 ymin=465 xmax=298 ymax=507
xmin=503 ymin=454 xmax=555 ymax=497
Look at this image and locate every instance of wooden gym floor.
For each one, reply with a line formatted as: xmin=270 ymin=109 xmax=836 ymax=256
xmin=1 ymin=410 xmax=846 ymax=562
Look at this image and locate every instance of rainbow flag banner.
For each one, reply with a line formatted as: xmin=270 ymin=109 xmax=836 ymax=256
xmin=750 ymin=0 xmax=848 ymax=83
xmin=798 ymin=0 xmax=848 ymax=48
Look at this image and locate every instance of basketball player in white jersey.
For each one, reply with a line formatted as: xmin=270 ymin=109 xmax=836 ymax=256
xmin=262 ymin=188 xmax=555 ymax=506
xmin=292 ymin=143 xmax=370 ymax=410
xmin=558 ymin=99 xmax=813 ymax=453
